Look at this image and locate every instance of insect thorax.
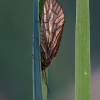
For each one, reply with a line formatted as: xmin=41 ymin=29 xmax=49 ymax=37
xmin=41 ymin=58 xmax=52 ymax=71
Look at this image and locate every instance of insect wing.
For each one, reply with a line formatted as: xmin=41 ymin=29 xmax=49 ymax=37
xmin=40 ymin=0 xmax=65 ymax=67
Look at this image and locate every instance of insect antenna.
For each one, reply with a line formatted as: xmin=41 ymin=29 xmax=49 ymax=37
xmin=42 ymin=70 xmax=50 ymax=94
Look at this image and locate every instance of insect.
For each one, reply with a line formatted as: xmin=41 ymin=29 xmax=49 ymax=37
xmin=40 ymin=0 xmax=65 ymax=71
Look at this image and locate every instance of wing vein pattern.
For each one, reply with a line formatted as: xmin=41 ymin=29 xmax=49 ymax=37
xmin=40 ymin=0 xmax=65 ymax=70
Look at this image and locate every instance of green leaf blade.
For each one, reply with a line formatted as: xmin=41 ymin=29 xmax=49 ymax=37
xmin=75 ymin=0 xmax=91 ymax=100
xmin=33 ymin=0 xmax=42 ymax=100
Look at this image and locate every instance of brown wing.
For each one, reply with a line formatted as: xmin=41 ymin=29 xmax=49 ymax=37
xmin=40 ymin=0 xmax=65 ymax=60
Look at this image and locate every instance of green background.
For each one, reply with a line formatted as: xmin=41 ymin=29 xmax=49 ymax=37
xmin=0 ymin=0 xmax=100 ymax=100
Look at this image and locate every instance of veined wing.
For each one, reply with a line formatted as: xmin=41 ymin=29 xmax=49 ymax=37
xmin=40 ymin=0 xmax=65 ymax=60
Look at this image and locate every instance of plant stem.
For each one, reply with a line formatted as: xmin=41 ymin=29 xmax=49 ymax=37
xmin=33 ymin=0 xmax=42 ymax=99
xmin=75 ymin=0 xmax=91 ymax=100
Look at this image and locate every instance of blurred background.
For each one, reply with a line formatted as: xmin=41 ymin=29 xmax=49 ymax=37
xmin=0 ymin=0 xmax=100 ymax=100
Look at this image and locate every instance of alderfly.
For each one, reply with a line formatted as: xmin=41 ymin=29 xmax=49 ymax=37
xmin=40 ymin=0 xmax=65 ymax=71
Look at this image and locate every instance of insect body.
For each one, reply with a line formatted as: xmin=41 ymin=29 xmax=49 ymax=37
xmin=40 ymin=0 xmax=65 ymax=70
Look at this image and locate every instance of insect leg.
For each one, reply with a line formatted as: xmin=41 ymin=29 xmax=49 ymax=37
xmin=31 ymin=53 xmax=41 ymax=60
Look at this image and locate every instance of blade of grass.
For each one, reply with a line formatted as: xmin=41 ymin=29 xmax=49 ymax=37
xmin=42 ymin=71 xmax=48 ymax=100
xmin=33 ymin=0 xmax=42 ymax=100
xmin=75 ymin=0 xmax=91 ymax=100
